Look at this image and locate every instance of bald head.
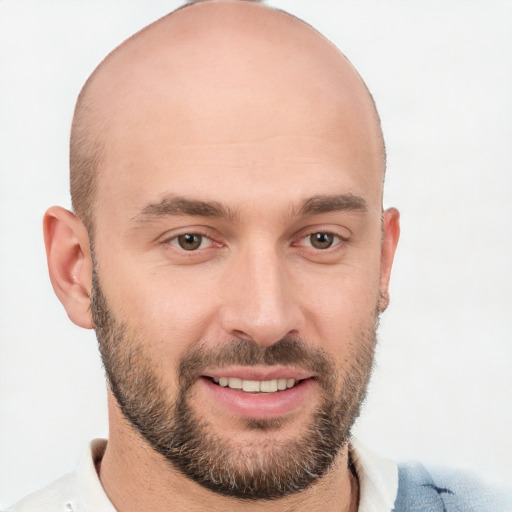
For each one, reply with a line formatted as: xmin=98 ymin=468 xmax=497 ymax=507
xmin=70 ymin=0 xmax=385 ymax=234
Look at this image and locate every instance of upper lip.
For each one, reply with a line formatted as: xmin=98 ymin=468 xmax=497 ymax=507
xmin=202 ymin=366 xmax=314 ymax=382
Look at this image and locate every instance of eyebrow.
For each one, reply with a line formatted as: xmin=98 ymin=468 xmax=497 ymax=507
xmin=134 ymin=193 xmax=368 ymax=224
xmin=295 ymin=194 xmax=368 ymax=216
xmin=135 ymin=195 xmax=240 ymax=223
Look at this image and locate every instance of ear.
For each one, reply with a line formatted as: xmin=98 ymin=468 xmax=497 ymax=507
xmin=378 ymin=207 xmax=400 ymax=312
xmin=43 ymin=206 xmax=94 ymax=329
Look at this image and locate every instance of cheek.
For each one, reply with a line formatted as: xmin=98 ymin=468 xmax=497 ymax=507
xmin=297 ymin=260 xmax=381 ymax=353
xmin=100 ymin=260 xmax=221 ymax=357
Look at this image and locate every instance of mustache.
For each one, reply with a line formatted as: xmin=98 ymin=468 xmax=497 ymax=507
xmin=178 ymin=338 xmax=337 ymax=389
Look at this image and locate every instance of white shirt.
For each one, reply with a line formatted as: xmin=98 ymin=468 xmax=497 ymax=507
xmin=9 ymin=438 xmax=398 ymax=512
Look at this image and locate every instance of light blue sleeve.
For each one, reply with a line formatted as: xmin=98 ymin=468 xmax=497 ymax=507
xmin=394 ymin=462 xmax=512 ymax=512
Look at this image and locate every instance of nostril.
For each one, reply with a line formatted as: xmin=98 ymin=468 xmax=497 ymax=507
xmin=220 ymin=298 xmax=304 ymax=348
xmin=231 ymin=329 xmax=254 ymax=342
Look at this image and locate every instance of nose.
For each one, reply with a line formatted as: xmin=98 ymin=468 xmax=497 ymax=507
xmin=219 ymin=245 xmax=304 ymax=347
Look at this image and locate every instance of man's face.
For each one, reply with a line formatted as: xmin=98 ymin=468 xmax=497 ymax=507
xmin=86 ymin=4 xmax=395 ymax=500
xmin=91 ymin=133 xmax=382 ymax=496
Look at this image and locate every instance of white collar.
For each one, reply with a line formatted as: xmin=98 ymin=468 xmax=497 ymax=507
xmin=350 ymin=437 xmax=399 ymax=512
xmin=69 ymin=438 xmax=398 ymax=512
xmin=71 ymin=439 xmax=116 ymax=512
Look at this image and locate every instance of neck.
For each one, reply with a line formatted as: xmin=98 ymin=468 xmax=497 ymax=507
xmin=99 ymin=397 xmax=359 ymax=512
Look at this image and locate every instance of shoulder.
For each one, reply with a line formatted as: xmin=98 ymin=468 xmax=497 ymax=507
xmin=395 ymin=462 xmax=512 ymax=512
xmin=7 ymin=471 xmax=78 ymax=512
xmin=7 ymin=439 xmax=113 ymax=512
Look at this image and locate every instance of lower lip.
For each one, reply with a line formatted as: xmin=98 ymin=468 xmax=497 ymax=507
xmin=200 ymin=377 xmax=316 ymax=420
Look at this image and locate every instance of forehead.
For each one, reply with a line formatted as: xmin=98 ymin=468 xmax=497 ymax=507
xmin=89 ymin=2 xmax=384 ymax=221
xmin=96 ymin=136 xmax=382 ymax=233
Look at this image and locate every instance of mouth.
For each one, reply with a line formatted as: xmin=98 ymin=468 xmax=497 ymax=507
xmin=208 ymin=376 xmax=304 ymax=393
xmin=198 ymin=368 xmax=316 ymax=420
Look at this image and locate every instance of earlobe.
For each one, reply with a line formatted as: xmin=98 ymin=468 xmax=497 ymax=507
xmin=43 ymin=206 xmax=94 ymax=329
xmin=378 ymin=207 xmax=400 ymax=313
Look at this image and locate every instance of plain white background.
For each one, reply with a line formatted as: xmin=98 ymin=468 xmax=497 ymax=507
xmin=0 ymin=0 xmax=511 ymax=508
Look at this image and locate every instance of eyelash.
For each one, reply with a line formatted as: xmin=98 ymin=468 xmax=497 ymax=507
xmin=162 ymin=229 xmax=348 ymax=253
xmin=297 ymin=231 xmax=347 ymax=250
xmin=163 ymin=230 xmax=219 ymax=251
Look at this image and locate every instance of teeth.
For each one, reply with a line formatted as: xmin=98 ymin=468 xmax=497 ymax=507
xmin=228 ymin=377 xmax=243 ymax=389
xmin=260 ymin=379 xmax=278 ymax=392
xmin=213 ymin=377 xmax=297 ymax=393
xmin=242 ymin=380 xmax=260 ymax=392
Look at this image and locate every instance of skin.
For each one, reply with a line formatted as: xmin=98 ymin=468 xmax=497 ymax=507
xmin=43 ymin=2 xmax=400 ymax=512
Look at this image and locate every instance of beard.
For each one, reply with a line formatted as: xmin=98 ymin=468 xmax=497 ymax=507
xmin=90 ymin=265 xmax=378 ymax=501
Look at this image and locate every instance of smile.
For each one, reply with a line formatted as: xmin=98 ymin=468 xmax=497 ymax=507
xmin=200 ymin=367 xmax=316 ymax=419
xmin=211 ymin=377 xmax=300 ymax=393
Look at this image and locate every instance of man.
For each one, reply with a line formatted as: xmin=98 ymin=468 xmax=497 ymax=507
xmin=7 ymin=1 xmax=510 ymax=511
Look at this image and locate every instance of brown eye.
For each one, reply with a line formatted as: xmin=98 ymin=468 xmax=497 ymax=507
xmin=309 ymin=232 xmax=335 ymax=249
xmin=177 ymin=234 xmax=203 ymax=250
